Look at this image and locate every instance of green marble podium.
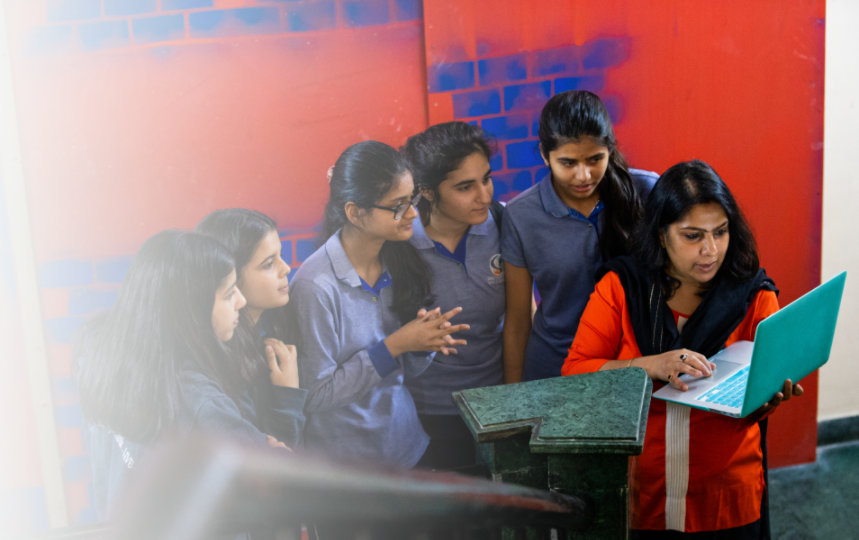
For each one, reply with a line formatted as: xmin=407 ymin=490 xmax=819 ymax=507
xmin=453 ymin=368 xmax=652 ymax=538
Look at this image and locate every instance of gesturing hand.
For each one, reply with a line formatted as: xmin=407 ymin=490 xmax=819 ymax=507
xmin=385 ymin=306 xmax=470 ymax=357
xmin=264 ymin=338 xmax=300 ymax=389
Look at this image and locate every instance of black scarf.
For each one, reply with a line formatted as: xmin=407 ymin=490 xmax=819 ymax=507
xmin=602 ymin=256 xmax=777 ymax=357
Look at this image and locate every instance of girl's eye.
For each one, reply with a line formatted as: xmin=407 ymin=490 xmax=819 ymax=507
xmin=457 ymin=184 xmax=472 ymax=192
xmin=684 ymin=233 xmax=701 ymax=241
xmin=263 ymin=260 xmax=274 ymax=269
xmin=715 ymin=228 xmax=729 ymax=237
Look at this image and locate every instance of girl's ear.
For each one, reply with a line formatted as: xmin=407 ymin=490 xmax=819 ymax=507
xmin=344 ymin=201 xmax=364 ymax=228
xmin=539 ymin=144 xmax=549 ymax=167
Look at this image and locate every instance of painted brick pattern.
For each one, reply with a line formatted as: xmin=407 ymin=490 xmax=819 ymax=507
xmin=26 ymin=0 xmax=423 ymax=54
xmin=426 ymin=37 xmax=632 ymax=201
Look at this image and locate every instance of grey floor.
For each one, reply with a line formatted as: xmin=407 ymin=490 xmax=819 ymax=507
xmin=769 ymin=439 xmax=859 ymax=539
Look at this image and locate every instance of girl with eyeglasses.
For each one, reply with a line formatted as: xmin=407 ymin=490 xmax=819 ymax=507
xmin=286 ymin=140 xmax=469 ymax=468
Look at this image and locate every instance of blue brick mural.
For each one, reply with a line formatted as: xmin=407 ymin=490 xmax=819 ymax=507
xmin=489 ymin=153 xmax=503 ymax=172
xmin=492 ymin=179 xmax=510 ymax=198
xmin=428 ymin=61 xmax=476 ymax=93
xmin=286 ymin=0 xmax=337 ymax=32
xmin=294 ymin=237 xmax=318 ymax=263
xmin=39 ymin=260 xmax=93 ymax=288
xmin=481 ymin=114 xmax=530 ymax=141
xmin=29 ymin=0 xmax=423 ymax=56
xmin=510 ymin=170 xmax=534 ymax=191
xmin=46 ymin=0 xmax=101 ymax=22
xmin=532 ymin=45 xmax=579 ymax=77
xmin=505 ymin=140 xmax=542 ymax=169
xmin=79 ymin=20 xmax=131 ymax=50
xmin=430 ymin=35 xmax=631 ymax=202
xmin=44 ymin=316 xmax=86 ymax=344
xmin=343 ymin=0 xmax=390 ymax=28
xmin=104 ymin=0 xmax=157 ymax=17
xmin=132 ymin=14 xmax=185 ymax=44
xmin=581 ymin=38 xmax=631 ymax=70
xmin=554 ymin=74 xmax=605 ymax=94
xmin=162 ymin=0 xmax=213 ymax=10
xmin=26 ymin=24 xmax=75 ymax=56
xmin=478 ymin=53 xmax=527 ymax=86
xmin=393 ymin=0 xmax=422 ymax=21
xmin=452 ymin=88 xmax=501 ymax=118
xmin=503 ymin=81 xmax=551 ymax=112
xmin=68 ymin=289 xmax=119 ymax=316
xmin=95 ymin=256 xmax=132 ymax=284
xmin=189 ymin=7 xmax=281 ymax=38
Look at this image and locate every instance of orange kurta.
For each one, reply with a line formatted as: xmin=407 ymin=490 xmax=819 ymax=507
xmin=562 ymin=271 xmax=779 ymax=532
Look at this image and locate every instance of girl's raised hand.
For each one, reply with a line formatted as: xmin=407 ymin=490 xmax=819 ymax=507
xmin=385 ymin=306 xmax=470 ymax=357
xmin=264 ymin=338 xmax=300 ymax=389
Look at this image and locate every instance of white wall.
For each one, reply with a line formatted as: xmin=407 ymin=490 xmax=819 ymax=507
xmin=819 ymin=0 xmax=859 ymax=420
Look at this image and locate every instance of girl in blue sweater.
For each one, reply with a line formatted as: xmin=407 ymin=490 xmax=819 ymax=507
xmin=286 ymin=140 xmax=469 ymax=468
xmin=78 ymin=230 xmax=304 ymax=518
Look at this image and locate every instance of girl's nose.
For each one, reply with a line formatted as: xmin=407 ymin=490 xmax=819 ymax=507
xmin=479 ymin=181 xmax=494 ymax=204
xmin=404 ymin=201 xmax=419 ymax=219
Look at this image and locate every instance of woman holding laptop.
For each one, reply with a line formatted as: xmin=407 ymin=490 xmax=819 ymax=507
xmin=562 ymin=160 xmax=802 ymax=538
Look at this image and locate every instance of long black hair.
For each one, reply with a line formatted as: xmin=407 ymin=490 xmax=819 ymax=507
xmin=636 ymin=160 xmax=760 ymax=297
xmin=538 ymin=90 xmax=642 ymax=259
xmin=77 ymin=230 xmax=237 ymax=442
xmin=196 ymin=208 xmax=283 ymax=381
xmin=401 ymin=121 xmax=494 ymax=224
xmin=320 ymin=140 xmax=433 ymax=322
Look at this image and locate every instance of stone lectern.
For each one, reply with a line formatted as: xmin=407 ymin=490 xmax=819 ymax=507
xmin=453 ymin=367 xmax=652 ymax=538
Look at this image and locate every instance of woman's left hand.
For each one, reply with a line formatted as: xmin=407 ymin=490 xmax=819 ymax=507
xmin=744 ymin=379 xmax=804 ymax=425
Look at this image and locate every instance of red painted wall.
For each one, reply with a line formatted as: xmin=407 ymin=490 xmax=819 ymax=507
xmin=423 ymin=0 xmax=824 ymax=468
xmin=1 ymin=0 xmax=824 ymax=532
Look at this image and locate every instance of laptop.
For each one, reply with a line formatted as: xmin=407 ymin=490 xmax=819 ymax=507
xmin=652 ymin=271 xmax=846 ymax=418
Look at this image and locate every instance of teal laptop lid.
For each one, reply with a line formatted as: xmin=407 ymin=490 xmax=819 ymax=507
xmin=740 ymin=271 xmax=846 ymax=417
xmin=653 ymin=271 xmax=846 ymax=417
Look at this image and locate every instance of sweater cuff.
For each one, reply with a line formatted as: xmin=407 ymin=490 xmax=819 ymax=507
xmin=270 ymin=385 xmax=308 ymax=411
xmin=368 ymin=340 xmax=399 ymax=377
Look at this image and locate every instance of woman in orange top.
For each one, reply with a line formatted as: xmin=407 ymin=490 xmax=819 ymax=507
xmin=563 ymin=160 xmax=802 ymax=539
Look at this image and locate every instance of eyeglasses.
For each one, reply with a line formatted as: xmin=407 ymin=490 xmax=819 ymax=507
xmin=371 ymin=192 xmax=422 ymax=220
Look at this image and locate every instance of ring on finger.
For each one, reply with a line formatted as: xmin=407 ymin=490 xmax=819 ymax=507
xmin=667 ymin=374 xmax=673 ymax=381
xmin=680 ymin=353 xmax=687 ymax=363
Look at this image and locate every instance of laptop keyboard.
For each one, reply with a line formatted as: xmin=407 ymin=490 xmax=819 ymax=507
xmin=697 ymin=365 xmax=750 ymax=408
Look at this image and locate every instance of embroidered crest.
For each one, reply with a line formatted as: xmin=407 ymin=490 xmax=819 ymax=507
xmin=489 ymin=253 xmax=503 ymax=276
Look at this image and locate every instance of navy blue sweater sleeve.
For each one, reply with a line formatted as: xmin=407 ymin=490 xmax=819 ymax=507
xmin=179 ymin=370 xmax=305 ymax=449
xmin=258 ymin=382 xmax=307 ymax=449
